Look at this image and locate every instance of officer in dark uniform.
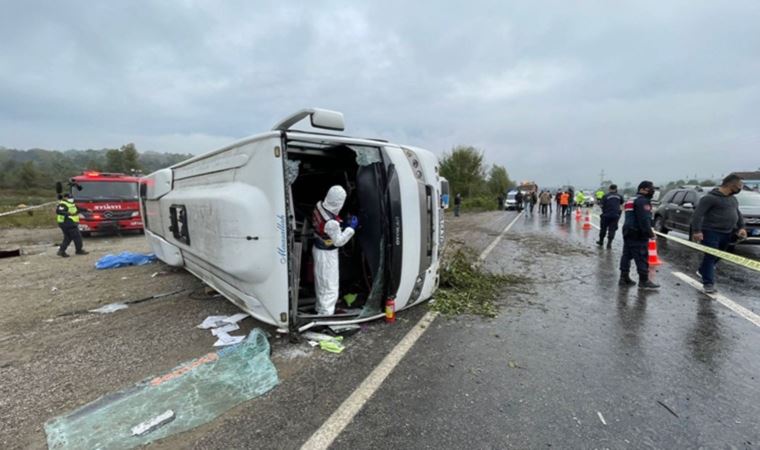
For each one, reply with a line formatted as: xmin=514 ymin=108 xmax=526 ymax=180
xmin=597 ymin=184 xmax=624 ymax=248
xmin=619 ymin=181 xmax=659 ymax=289
xmin=56 ymin=193 xmax=89 ymax=257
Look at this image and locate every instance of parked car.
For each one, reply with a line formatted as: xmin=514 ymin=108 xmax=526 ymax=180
xmin=582 ymin=191 xmax=595 ymax=207
xmin=505 ymin=190 xmax=519 ymax=210
xmin=653 ymin=186 xmax=760 ymax=248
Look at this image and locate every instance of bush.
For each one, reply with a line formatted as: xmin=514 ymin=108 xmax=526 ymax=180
xmin=430 ymin=247 xmax=529 ymax=318
xmin=461 ymin=195 xmax=500 ymax=212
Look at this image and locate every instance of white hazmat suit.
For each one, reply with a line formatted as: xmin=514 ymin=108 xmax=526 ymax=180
xmin=312 ymin=186 xmax=356 ymax=315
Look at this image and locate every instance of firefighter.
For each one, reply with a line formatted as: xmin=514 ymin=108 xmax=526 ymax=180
xmin=56 ymin=193 xmax=89 ymax=257
xmin=311 ymin=185 xmax=358 ymax=315
xmin=596 ymin=184 xmax=623 ymax=248
xmin=619 ymin=181 xmax=659 ymax=289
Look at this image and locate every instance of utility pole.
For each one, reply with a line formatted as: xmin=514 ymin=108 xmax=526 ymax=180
xmin=599 ymin=169 xmax=605 ymax=187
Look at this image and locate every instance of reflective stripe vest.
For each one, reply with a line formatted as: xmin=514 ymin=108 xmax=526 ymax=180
xmin=560 ymin=193 xmax=570 ymax=206
xmin=56 ymin=200 xmax=80 ymax=224
xmin=311 ymin=202 xmax=341 ymax=250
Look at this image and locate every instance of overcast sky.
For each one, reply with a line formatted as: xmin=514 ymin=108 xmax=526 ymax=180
xmin=1 ymin=0 xmax=759 ymax=187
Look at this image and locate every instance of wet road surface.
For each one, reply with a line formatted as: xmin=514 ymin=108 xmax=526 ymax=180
xmin=331 ymin=209 xmax=760 ymax=449
xmin=45 ymin=209 xmax=757 ymax=449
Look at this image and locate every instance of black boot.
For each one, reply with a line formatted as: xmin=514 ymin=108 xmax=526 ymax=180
xmin=57 ymin=250 xmax=69 ymax=258
xmin=606 ymin=239 xmax=613 ymax=249
xmin=75 ymin=249 xmax=89 ymax=255
xmin=596 ymin=239 xmax=603 ymax=246
xmin=638 ymin=272 xmax=660 ymax=290
xmin=618 ymin=272 xmax=636 ymax=286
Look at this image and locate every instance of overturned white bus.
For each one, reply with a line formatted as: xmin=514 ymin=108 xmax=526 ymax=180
xmin=140 ymin=109 xmax=445 ymax=333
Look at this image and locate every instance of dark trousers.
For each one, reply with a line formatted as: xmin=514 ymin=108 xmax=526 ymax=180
xmin=620 ymin=239 xmax=648 ymax=275
xmin=540 ymin=204 xmax=548 ymax=214
xmin=599 ymin=215 xmax=620 ymax=242
xmin=59 ymin=225 xmax=83 ymax=253
xmin=698 ymin=230 xmax=732 ymax=285
xmin=560 ymin=205 xmax=568 ymax=216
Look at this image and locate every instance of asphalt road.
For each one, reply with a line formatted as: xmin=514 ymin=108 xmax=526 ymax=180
xmin=9 ymin=210 xmax=758 ymax=449
xmin=330 ymin=209 xmax=760 ymax=449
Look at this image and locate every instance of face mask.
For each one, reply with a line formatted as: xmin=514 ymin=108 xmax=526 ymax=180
xmin=731 ymin=187 xmax=741 ymax=195
xmin=644 ymin=190 xmax=654 ymax=199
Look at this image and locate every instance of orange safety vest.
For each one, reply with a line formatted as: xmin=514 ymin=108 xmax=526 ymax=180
xmin=560 ymin=193 xmax=570 ymax=206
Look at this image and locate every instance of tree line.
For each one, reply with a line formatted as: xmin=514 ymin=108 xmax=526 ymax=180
xmin=439 ymin=145 xmax=515 ymax=197
xmin=439 ymin=145 xmax=515 ymax=209
xmin=0 ymin=144 xmax=192 ymax=190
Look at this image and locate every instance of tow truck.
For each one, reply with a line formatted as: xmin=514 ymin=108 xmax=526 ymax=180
xmin=56 ymin=171 xmax=143 ymax=236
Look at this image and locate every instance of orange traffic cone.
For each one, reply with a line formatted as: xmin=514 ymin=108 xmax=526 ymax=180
xmin=575 ymin=208 xmax=581 ymax=221
xmin=647 ymin=239 xmax=662 ymax=266
xmin=582 ymin=211 xmax=592 ymax=230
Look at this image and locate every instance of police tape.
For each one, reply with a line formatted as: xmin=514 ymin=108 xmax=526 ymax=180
xmin=0 ymin=201 xmax=56 ymax=218
xmin=652 ymin=230 xmax=760 ymax=273
xmin=591 ymin=213 xmax=760 ymax=273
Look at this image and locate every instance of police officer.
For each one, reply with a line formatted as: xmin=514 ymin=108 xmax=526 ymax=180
xmin=56 ymin=193 xmax=89 ymax=257
xmin=619 ymin=181 xmax=659 ymax=289
xmin=597 ymin=184 xmax=623 ymax=248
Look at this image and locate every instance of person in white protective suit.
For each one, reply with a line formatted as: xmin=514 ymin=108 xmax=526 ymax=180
xmin=311 ymin=185 xmax=359 ymax=315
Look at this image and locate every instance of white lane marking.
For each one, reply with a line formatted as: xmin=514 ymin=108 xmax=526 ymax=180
xmin=672 ymin=271 xmax=760 ymax=328
xmin=597 ymin=411 xmax=607 ymax=425
xmin=304 ymin=213 xmax=515 ymax=449
xmin=301 ymin=311 xmax=439 ymax=450
xmin=478 ymin=212 xmax=523 ymax=261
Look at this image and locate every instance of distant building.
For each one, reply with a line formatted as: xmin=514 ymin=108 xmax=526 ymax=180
xmin=732 ymin=171 xmax=760 ymax=191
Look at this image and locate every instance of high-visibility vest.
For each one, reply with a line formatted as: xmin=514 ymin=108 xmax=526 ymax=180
xmin=560 ymin=193 xmax=570 ymax=205
xmin=56 ymin=200 xmax=80 ymax=224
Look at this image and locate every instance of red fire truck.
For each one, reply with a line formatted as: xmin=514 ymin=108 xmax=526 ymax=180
xmin=65 ymin=171 xmax=143 ymax=236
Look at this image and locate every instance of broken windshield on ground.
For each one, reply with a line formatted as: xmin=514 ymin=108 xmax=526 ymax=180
xmin=45 ymin=329 xmax=279 ymax=450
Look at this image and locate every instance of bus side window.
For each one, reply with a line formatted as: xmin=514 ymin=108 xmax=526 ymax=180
xmin=169 ymin=205 xmax=190 ymax=245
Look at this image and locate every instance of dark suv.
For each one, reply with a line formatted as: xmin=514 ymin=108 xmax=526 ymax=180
xmin=653 ymin=186 xmax=760 ymax=248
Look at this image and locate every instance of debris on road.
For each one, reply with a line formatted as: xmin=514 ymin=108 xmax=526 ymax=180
xmin=432 ymin=247 xmax=529 ymax=318
xmin=212 ymin=331 xmax=245 ymax=347
xmin=90 ymin=303 xmax=129 ymax=314
xmin=196 ymin=313 xmax=249 ymax=330
xmin=131 ymin=409 xmax=175 ymax=436
xmin=657 ymin=400 xmax=680 ymax=418
xmin=210 ymin=323 xmax=239 ymax=336
xmin=302 ymin=331 xmax=346 ymax=353
xmin=95 ymin=252 xmax=157 ymax=270
xmin=597 ymin=411 xmax=607 ymax=425
xmin=328 ymin=324 xmax=361 ymax=335
xmin=0 ymin=248 xmax=22 ymax=258
xmin=44 ymin=329 xmax=279 ymax=450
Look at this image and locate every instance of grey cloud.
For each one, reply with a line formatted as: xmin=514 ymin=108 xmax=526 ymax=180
xmin=1 ymin=0 xmax=758 ymax=186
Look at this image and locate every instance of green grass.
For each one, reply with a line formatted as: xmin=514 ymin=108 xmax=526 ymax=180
xmin=0 ymin=189 xmax=58 ymax=228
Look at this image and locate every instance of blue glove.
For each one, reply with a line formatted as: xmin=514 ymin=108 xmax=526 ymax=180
xmin=349 ymin=216 xmax=359 ymax=229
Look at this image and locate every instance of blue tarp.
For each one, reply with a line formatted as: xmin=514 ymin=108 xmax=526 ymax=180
xmin=95 ymin=252 xmax=157 ymax=270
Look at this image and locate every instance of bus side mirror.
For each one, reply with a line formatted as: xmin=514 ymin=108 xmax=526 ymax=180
xmin=75 ymin=183 xmax=83 ymax=191
xmin=55 ymin=182 xmax=63 ymax=194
